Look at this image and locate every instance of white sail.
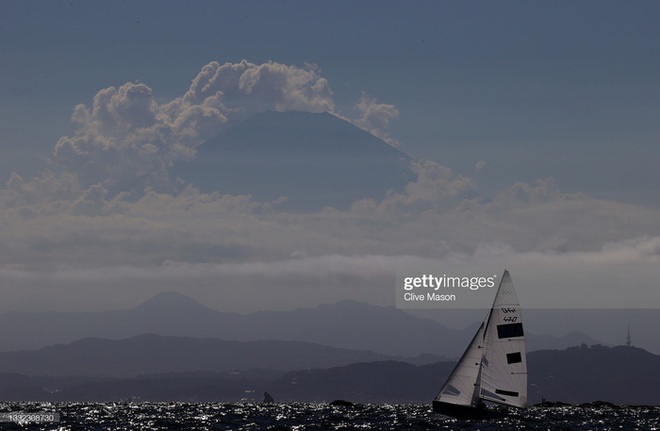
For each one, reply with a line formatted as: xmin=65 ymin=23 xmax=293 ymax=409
xmin=433 ymin=269 xmax=527 ymax=417
xmin=434 ymin=323 xmax=485 ymax=406
xmin=478 ymin=270 xmax=527 ymax=408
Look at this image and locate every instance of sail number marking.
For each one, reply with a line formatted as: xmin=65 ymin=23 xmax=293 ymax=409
xmin=501 ymin=308 xmax=517 ymax=323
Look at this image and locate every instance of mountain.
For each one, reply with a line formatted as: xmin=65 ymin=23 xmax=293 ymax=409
xmin=0 ymin=292 xmax=234 ymax=352
xmin=172 ymin=110 xmax=416 ymax=210
xmin=0 ymin=333 xmax=393 ymax=377
xmin=0 ymin=293 xmax=603 ymax=357
xmin=236 ymin=300 xmax=468 ymax=359
xmin=527 ymin=344 xmax=660 ymax=405
xmin=2 ymin=344 xmax=657 ymax=404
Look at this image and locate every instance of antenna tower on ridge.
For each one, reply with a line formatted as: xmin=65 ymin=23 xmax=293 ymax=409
xmin=626 ymin=325 xmax=632 ymax=347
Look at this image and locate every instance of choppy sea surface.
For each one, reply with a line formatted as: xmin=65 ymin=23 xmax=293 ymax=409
xmin=1 ymin=402 xmax=659 ymax=430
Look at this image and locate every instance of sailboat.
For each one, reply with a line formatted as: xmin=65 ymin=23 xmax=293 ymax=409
xmin=433 ymin=270 xmax=527 ymax=419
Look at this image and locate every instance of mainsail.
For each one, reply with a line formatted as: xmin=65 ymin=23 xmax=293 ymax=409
xmin=433 ymin=270 xmax=527 ymax=416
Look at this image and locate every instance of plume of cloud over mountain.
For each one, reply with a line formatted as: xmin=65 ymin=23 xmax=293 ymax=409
xmin=51 ymin=60 xmax=337 ymax=194
xmin=351 ymin=93 xmax=400 ymax=146
xmin=177 ymin=60 xmax=334 ymax=117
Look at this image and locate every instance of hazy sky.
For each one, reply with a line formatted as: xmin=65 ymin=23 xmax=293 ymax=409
xmin=1 ymin=1 xmax=660 ymax=324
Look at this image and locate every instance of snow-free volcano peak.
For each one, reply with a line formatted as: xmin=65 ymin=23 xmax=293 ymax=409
xmin=173 ymin=110 xmax=416 ymax=210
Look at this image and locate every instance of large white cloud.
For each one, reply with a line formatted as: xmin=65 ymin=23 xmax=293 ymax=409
xmin=53 ymin=82 xmax=188 ymax=193
xmin=3 ymin=165 xmax=660 ymax=272
xmin=176 ymin=60 xmax=334 ymax=118
xmin=50 ymin=60 xmax=340 ymax=194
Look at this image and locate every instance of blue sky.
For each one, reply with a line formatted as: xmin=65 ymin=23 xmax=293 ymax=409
xmin=1 ymin=0 xmax=660 ymax=349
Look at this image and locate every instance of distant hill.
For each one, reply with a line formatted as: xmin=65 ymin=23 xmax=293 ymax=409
xmin=266 ymin=345 xmax=660 ymax=405
xmin=0 ymin=333 xmax=393 ymax=377
xmin=172 ymin=110 xmax=416 ymax=210
xmin=1 ymin=344 xmax=657 ymax=404
xmin=525 ymin=331 xmax=603 ymax=353
xmin=0 ymin=292 xmax=602 ymax=357
xmin=528 ymin=344 xmax=660 ymax=405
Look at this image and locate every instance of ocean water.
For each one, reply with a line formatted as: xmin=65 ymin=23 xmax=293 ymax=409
xmin=1 ymin=402 xmax=658 ymax=430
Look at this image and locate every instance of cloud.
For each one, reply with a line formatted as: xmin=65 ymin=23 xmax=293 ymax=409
xmin=3 ymin=236 xmax=659 ymax=312
xmin=4 ymin=159 xmax=660 ymax=274
xmin=179 ymin=60 xmax=334 ymax=114
xmin=1 ymin=170 xmax=82 ymax=210
xmin=350 ymin=159 xmax=475 ymax=215
xmin=171 ymin=60 xmax=334 ymax=135
xmin=50 ymin=60 xmax=337 ymax=194
xmin=352 ymin=92 xmax=400 ymax=146
xmin=53 ymin=82 xmax=189 ymax=193
xmin=405 ymin=160 xmax=475 ymax=203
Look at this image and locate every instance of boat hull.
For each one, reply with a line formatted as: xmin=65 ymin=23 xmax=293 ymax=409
xmin=432 ymin=401 xmax=508 ymax=420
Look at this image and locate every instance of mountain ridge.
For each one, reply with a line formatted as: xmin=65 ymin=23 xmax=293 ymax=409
xmin=267 ymin=344 xmax=660 ymax=405
xmin=0 ymin=292 xmax=603 ymax=356
xmin=0 ymin=333 xmax=395 ymax=377
xmin=0 ymin=343 xmax=656 ymax=404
